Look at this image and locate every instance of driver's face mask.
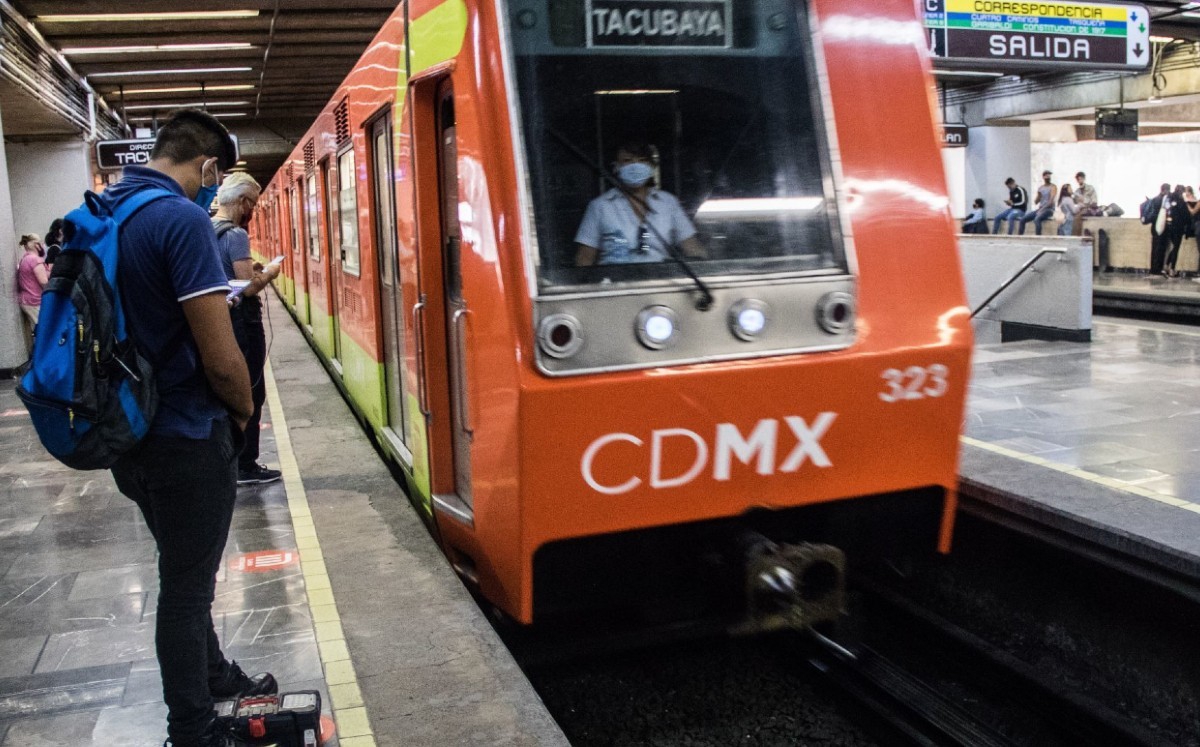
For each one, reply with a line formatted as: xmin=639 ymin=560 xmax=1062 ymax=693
xmin=617 ymin=161 xmax=654 ymax=188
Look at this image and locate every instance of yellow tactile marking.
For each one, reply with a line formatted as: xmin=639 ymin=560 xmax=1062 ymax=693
xmin=961 ymin=436 xmax=1200 ymax=513
xmin=264 ymin=358 xmax=378 ymax=747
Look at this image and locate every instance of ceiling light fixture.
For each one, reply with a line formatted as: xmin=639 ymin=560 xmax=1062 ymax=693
xmin=120 ymin=84 xmax=255 ymax=95
xmin=932 ymin=70 xmax=1004 ymax=77
xmin=123 ymin=100 xmax=250 ymax=110
xmin=63 ymin=43 xmax=254 ymax=55
xmin=89 ymin=67 xmax=254 ymax=79
xmin=36 ymin=11 xmax=259 ymax=23
xmin=213 ymin=112 xmax=248 ymax=118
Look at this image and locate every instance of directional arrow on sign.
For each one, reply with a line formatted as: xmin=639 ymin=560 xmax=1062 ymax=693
xmin=1134 ymin=43 xmax=1145 ymax=57
xmin=1131 ymin=11 xmax=1139 ymax=21
xmin=1139 ymin=23 xmax=1145 ymax=32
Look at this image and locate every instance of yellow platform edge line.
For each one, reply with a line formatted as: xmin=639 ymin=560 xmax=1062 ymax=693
xmin=264 ymin=358 xmax=376 ymax=741
xmin=960 ymin=436 xmax=1197 ymax=513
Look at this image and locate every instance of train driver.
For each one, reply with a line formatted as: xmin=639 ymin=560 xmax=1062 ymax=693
xmin=574 ymin=141 xmax=706 ymax=266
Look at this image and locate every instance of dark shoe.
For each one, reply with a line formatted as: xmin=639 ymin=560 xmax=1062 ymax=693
xmin=237 ymin=463 xmax=282 ymax=486
xmin=209 ymin=659 xmax=279 ymax=698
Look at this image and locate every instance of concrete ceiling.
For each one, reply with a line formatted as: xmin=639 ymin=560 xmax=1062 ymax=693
xmin=5 ymin=1 xmax=399 ymax=185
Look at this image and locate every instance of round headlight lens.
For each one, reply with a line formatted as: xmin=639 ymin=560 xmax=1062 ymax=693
xmin=636 ymin=305 xmax=678 ymax=350
xmin=538 ymin=313 xmax=584 ymax=359
xmin=729 ymin=299 xmax=769 ymax=341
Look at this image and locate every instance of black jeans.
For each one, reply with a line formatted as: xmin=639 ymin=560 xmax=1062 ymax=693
xmin=111 ymin=421 xmax=241 ymax=743
xmin=231 ymin=301 xmax=266 ymax=471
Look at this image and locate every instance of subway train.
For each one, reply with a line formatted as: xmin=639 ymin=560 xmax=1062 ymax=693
xmin=250 ymin=0 xmax=972 ymax=630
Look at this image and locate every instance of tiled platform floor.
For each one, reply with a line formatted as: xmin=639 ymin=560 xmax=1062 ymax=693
xmin=967 ymin=317 xmax=1200 ymax=504
xmin=0 ymin=383 xmax=335 ymax=745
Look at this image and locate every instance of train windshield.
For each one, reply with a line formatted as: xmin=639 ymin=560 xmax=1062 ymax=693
xmin=509 ymin=0 xmax=845 ymax=291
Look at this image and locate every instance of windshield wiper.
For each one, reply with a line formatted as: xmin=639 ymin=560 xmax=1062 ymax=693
xmin=548 ymin=128 xmax=715 ymax=311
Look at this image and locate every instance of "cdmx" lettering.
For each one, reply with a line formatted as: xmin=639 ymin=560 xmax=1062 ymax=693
xmin=581 ymin=413 xmax=837 ymax=496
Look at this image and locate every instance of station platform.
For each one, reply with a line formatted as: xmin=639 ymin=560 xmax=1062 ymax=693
xmin=960 ymin=317 xmax=1200 ymax=584
xmin=0 ymin=294 xmax=567 ymax=745
xmin=1093 ymin=271 xmax=1200 ymax=319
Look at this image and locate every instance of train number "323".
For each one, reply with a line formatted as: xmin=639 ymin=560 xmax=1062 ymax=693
xmin=879 ymin=365 xmax=949 ymax=403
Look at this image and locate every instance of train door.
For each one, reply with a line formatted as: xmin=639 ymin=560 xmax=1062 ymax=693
xmin=304 ymin=173 xmax=321 ymax=334
xmin=322 ymin=158 xmax=344 ymax=367
xmin=436 ymin=80 xmax=472 ymax=511
xmin=290 ymin=184 xmax=309 ymax=324
xmin=370 ymin=112 xmax=410 ymax=456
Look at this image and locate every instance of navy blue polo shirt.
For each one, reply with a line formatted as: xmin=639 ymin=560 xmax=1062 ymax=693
xmin=109 ymin=166 xmax=232 ymax=439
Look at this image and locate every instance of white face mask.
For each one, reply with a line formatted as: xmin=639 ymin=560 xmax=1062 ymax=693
xmin=618 ymin=162 xmax=654 ymax=187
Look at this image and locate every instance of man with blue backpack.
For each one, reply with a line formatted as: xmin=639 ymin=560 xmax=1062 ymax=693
xmin=37 ymin=109 xmax=272 ymax=746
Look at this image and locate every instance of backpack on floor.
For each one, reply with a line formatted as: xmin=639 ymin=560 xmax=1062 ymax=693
xmin=16 ymin=187 xmax=174 ymax=470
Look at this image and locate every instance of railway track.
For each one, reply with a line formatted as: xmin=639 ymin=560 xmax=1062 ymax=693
xmin=802 ymin=578 xmax=1173 ymax=747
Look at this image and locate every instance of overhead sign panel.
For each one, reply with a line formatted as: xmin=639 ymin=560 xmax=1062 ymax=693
xmin=96 ymin=134 xmax=240 ymax=171
xmin=924 ymin=1 xmax=1151 ymax=71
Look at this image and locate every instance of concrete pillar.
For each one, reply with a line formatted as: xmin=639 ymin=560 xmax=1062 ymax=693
xmin=965 ymin=125 xmax=1032 ymax=230
xmin=0 ymin=101 xmax=25 ymax=371
xmin=7 ymin=139 xmax=91 ymax=247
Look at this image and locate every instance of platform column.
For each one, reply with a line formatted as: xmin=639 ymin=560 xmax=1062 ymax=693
xmin=0 ymin=99 xmax=24 ymax=371
xmin=964 ymin=125 xmax=1033 ymax=230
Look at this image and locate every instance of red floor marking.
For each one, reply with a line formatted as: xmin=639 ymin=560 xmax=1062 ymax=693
xmin=231 ymin=549 xmax=299 ymax=573
xmin=319 ymin=715 xmax=336 ymax=743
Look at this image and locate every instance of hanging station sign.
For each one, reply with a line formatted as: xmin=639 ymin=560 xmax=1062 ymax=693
xmin=96 ymin=134 xmax=240 ymax=171
xmin=924 ymin=1 xmax=1152 ymax=71
xmin=941 ymin=124 xmax=970 ymax=146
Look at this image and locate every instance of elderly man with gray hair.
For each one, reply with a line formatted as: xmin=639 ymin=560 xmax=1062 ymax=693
xmin=212 ymin=171 xmax=283 ymax=486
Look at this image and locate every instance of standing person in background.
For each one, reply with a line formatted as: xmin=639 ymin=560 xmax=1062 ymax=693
xmin=1188 ymin=189 xmax=1200 ymax=277
xmin=1147 ymin=183 xmax=1172 ymax=275
xmin=1163 ymin=184 xmax=1191 ymax=278
xmin=991 ymin=177 xmax=1028 ymax=235
xmin=15 ymin=234 xmax=48 ymax=353
xmin=43 ymin=219 xmax=65 ymax=267
xmin=962 ymin=198 xmax=988 ymax=234
xmin=211 ymin=171 xmax=282 ymax=486
xmin=1057 ymin=184 xmax=1078 ymax=236
xmin=1019 ymin=170 xmax=1056 ymax=235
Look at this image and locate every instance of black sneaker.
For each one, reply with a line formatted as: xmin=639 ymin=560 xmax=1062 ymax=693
xmin=237 ymin=463 xmax=282 ymax=486
xmin=209 ymin=659 xmax=279 ymax=698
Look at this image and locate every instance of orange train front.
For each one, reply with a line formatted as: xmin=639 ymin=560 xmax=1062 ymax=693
xmin=252 ymin=0 xmax=972 ymax=629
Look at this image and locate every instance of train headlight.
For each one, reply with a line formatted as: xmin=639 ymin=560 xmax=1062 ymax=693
xmin=538 ymin=313 xmax=584 ymax=359
xmin=729 ymin=299 xmax=769 ymax=341
xmin=816 ymin=292 xmax=855 ymax=335
xmin=636 ymin=305 xmax=678 ymax=350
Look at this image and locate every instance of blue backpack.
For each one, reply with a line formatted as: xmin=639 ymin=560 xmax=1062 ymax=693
xmin=16 ymin=187 xmax=174 ymax=469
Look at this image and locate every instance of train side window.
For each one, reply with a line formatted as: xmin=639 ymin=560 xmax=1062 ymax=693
xmin=290 ymin=185 xmax=301 ymax=254
xmin=338 ymin=147 xmax=361 ymax=275
xmin=306 ymin=175 xmax=321 ymax=261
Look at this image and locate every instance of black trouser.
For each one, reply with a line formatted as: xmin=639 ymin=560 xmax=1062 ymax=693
xmin=111 ymin=421 xmax=241 ymax=743
xmin=1165 ymin=230 xmax=1185 ymax=272
xmin=1151 ymin=232 xmax=1170 ymax=273
xmin=231 ymin=301 xmax=266 ymax=471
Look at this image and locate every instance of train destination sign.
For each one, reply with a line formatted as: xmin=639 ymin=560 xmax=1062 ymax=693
xmin=924 ymin=1 xmax=1152 ymax=71
xmin=586 ymin=0 xmax=731 ymax=49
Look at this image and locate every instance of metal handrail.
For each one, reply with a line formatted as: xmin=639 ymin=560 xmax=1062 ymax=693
xmin=970 ymin=248 xmax=1067 ymax=318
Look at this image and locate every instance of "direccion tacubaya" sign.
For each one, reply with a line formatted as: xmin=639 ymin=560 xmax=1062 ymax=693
xmin=924 ymin=0 xmax=1151 ymax=71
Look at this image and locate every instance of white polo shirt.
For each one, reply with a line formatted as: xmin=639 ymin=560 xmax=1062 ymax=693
xmin=574 ymin=188 xmax=697 ymax=265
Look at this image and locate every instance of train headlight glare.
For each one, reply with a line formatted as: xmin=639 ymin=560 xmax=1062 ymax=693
xmin=538 ymin=313 xmax=584 ymax=359
xmin=636 ymin=305 xmax=678 ymax=349
xmin=729 ymin=299 xmax=769 ymax=341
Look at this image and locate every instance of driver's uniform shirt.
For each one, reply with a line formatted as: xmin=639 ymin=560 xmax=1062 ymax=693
xmin=575 ymin=188 xmax=697 ymax=265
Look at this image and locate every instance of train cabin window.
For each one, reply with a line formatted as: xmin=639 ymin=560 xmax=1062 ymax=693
xmin=338 ymin=148 xmax=361 ymax=275
xmin=306 ymin=175 xmax=321 ymax=261
xmin=508 ymin=0 xmax=845 ymax=291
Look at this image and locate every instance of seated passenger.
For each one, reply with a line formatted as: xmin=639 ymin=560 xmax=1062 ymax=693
xmin=574 ymin=141 xmax=705 ymax=266
xmin=961 ymin=198 xmax=988 ymax=234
